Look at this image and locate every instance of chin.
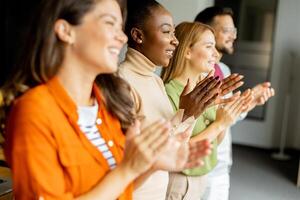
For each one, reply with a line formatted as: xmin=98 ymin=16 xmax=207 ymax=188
xmin=161 ymin=59 xmax=171 ymax=67
xmin=103 ymin=63 xmax=118 ymax=74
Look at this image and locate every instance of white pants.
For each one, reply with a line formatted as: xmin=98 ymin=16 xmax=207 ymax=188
xmin=203 ymin=173 xmax=230 ymax=200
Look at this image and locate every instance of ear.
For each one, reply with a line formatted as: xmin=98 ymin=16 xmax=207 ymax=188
xmin=54 ymin=19 xmax=75 ymax=44
xmin=130 ymin=27 xmax=144 ymax=44
xmin=185 ymin=47 xmax=192 ymax=60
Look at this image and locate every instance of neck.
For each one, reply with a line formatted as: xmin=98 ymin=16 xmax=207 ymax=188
xmin=57 ymin=53 xmax=96 ymax=106
xmin=174 ymin=63 xmax=201 ymax=88
xmin=218 ymin=51 xmax=223 ymax=62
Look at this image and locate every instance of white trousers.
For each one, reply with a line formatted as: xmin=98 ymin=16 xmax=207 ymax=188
xmin=203 ymin=173 xmax=230 ymax=200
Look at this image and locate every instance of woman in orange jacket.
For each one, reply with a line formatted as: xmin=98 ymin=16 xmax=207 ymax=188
xmin=0 ymin=0 xmax=186 ymax=199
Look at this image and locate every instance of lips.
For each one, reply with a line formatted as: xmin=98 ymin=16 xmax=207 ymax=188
xmin=165 ymin=49 xmax=175 ymax=58
xmin=108 ymin=47 xmax=120 ymax=56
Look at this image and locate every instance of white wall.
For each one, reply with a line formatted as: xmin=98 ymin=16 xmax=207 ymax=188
xmin=157 ymin=0 xmax=214 ymax=24
xmin=272 ymin=0 xmax=300 ymax=149
xmin=232 ymin=0 xmax=300 ymax=149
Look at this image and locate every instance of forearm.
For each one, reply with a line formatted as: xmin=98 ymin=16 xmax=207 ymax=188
xmin=133 ymin=166 xmax=157 ymax=189
xmin=217 ymin=130 xmax=226 ymax=144
xmin=76 ymin=164 xmax=136 ymax=200
xmin=190 ymin=121 xmax=226 ymax=143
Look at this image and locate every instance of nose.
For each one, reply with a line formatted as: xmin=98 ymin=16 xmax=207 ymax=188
xmin=116 ymin=29 xmax=128 ymax=45
xmin=171 ymin=34 xmax=179 ymax=47
xmin=231 ymin=32 xmax=237 ymax=40
xmin=213 ymin=47 xmax=219 ymax=59
xmin=230 ymin=29 xmax=237 ymax=40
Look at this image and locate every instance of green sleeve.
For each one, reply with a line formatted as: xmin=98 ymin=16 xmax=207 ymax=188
xmin=164 ymin=83 xmax=180 ymax=112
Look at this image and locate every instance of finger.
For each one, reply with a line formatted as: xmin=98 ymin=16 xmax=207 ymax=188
xmin=175 ymin=125 xmax=193 ymax=142
xmin=258 ymin=97 xmax=265 ymax=105
xmin=206 ymin=78 xmax=221 ymax=91
xmin=216 ymin=92 xmax=240 ymax=105
xmin=192 ymin=77 xmax=216 ymax=97
xmin=270 ymin=88 xmax=275 ymax=96
xmin=234 ymin=91 xmax=253 ymax=115
xmin=138 ymin=119 xmax=169 ymax=142
xmin=207 ymin=70 xmax=214 ymax=78
xmin=142 ymin=122 xmax=171 ymax=147
xmin=221 ymin=73 xmax=243 ymax=86
xmin=184 ymin=159 xmax=204 ymax=169
xmin=189 ymin=140 xmax=212 ymax=156
xmin=263 ymin=91 xmax=268 ymax=103
xmin=139 ymin=119 xmax=166 ymax=137
xmin=126 ymin=120 xmax=141 ymax=140
xmin=203 ymin=93 xmax=219 ymax=107
xmin=200 ymin=70 xmax=214 ymax=84
xmin=148 ymin=128 xmax=170 ymax=156
xmin=227 ymin=96 xmax=242 ymax=111
xmin=241 ymin=89 xmax=251 ymax=98
xmin=222 ymin=73 xmax=239 ymax=84
xmin=188 ymin=147 xmax=211 ymax=162
xmin=221 ymin=80 xmax=244 ymax=96
xmin=261 ymin=82 xmax=271 ymax=88
xmin=231 ymin=98 xmax=246 ymax=116
xmin=198 ymin=81 xmax=221 ymax=102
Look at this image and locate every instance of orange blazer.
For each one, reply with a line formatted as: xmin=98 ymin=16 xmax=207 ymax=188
xmin=4 ymin=77 xmax=133 ymax=200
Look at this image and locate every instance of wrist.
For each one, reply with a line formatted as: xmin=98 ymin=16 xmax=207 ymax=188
xmin=214 ymin=120 xmax=228 ymax=132
xmin=118 ymin=162 xmax=140 ymax=183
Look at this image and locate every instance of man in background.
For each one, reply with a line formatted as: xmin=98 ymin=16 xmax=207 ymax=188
xmin=195 ymin=6 xmax=275 ymax=200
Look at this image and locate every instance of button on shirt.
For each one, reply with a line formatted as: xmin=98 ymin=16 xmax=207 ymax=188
xmin=77 ymin=102 xmax=116 ymax=169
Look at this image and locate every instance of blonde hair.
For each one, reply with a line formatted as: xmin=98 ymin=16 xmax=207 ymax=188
xmin=161 ymin=22 xmax=215 ymax=83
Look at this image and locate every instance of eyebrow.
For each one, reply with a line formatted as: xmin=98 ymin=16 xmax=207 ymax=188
xmin=160 ymin=23 xmax=173 ymax=28
xmin=99 ymin=13 xmax=117 ymax=21
xmin=203 ymin=41 xmax=215 ymax=45
xmin=99 ymin=13 xmax=123 ymax=26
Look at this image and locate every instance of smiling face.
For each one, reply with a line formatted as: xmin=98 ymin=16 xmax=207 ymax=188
xmin=139 ymin=6 xmax=179 ymax=67
xmin=212 ymin=14 xmax=237 ymax=55
xmin=70 ymin=0 xmax=127 ymax=74
xmin=188 ymin=30 xmax=219 ymax=73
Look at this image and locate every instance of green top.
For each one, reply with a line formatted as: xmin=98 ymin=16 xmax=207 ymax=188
xmin=165 ymin=79 xmax=218 ymax=176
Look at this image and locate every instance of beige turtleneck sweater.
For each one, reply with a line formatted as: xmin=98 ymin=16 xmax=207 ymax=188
xmin=118 ymin=48 xmax=174 ymax=200
xmin=119 ymin=48 xmax=175 ymax=127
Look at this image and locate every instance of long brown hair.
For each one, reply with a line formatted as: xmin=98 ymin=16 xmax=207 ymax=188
xmin=1 ymin=0 xmax=136 ymax=132
xmin=161 ymin=22 xmax=215 ymax=83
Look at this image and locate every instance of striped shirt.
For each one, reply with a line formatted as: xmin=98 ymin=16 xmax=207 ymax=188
xmin=77 ymin=102 xmax=116 ymax=169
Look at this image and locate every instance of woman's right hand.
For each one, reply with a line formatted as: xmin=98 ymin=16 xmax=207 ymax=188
xmin=120 ymin=120 xmax=171 ymax=179
xmin=216 ymin=89 xmax=253 ymax=128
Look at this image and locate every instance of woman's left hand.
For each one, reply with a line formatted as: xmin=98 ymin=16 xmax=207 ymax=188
xmin=153 ymin=130 xmax=212 ymax=172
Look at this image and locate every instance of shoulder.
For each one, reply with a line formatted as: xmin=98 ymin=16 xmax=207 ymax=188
xmin=12 ymin=85 xmax=54 ymax=115
xmin=7 ymin=84 xmax=57 ymax=130
xmin=165 ymin=80 xmax=183 ymax=96
xmin=219 ymin=62 xmax=231 ymax=76
xmin=118 ymin=62 xmax=139 ymax=86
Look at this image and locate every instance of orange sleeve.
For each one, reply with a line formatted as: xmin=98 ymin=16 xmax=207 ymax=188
xmin=5 ymin=99 xmax=74 ymax=200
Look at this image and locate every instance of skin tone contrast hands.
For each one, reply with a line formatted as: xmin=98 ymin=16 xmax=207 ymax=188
xmin=179 ymin=71 xmax=221 ymax=121
xmin=179 ymin=70 xmax=245 ymax=119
